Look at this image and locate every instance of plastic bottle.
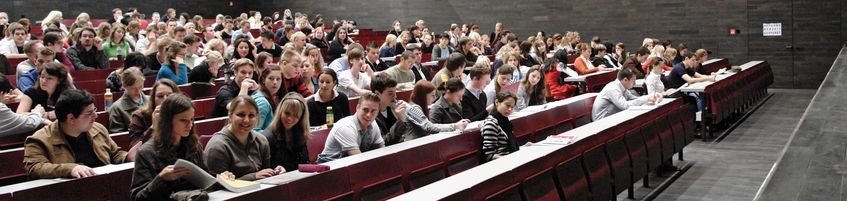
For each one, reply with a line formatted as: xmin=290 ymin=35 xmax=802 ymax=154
xmin=326 ymin=106 xmax=334 ymax=127
xmin=104 ymin=88 xmax=113 ymax=110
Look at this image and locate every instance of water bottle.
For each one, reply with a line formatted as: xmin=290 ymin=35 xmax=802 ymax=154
xmin=116 ymin=47 xmax=124 ymax=60
xmin=326 ymin=106 xmax=334 ymax=127
xmin=104 ymin=88 xmax=113 ymax=110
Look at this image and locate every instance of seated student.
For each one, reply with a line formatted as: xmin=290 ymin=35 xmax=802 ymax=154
xmin=128 ymin=79 xmax=179 ymax=147
xmin=502 ymin=51 xmax=524 ymax=84
xmin=518 ymin=42 xmax=539 ymax=67
xmin=382 ymin=51 xmax=417 ymax=90
xmin=482 ymin=91 xmax=532 ymax=161
xmin=484 ymin=64 xmax=516 ymax=106
xmin=303 ymin=44 xmax=326 ymax=72
xmin=213 ymin=58 xmax=259 ymax=118
xmin=335 ymin=48 xmax=374 ymax=98
xmin=327 ymin=27 xmax=352 ymax=62
xmin=432 ymin=35 xmax=454 ymax=61
xmin=430 ymin=77 xmax=471 ymax=125
xmin=641 ymin=45 xmax=670 ymax=73
xmin=395 ymin=80 xmax=469 ymax=141
xmin=251 ymin=66 xmax=285 ymax=133
xmin=572 ymin=43 xmax=606 ymax=75
xmin=328 ymin=43 xmax=364 ymax=73
xmin=101 ymin=24 xmax=131 ymax=60
xmin=205 ymin=95 xmax=282 ymax=181
xmin=542 ymin=51 xmax=578 ymax=101
xmin=299 ymin=53 xmax=318 ymax=94
xmin=395 ymin=31 xmax=410 ymax=55
xmin=24 ymin=90 xmax=131 ymax=179
xmin=42 ymin=32 xmax=75 ymax=71
xmin=370 ymin=73 xmax=404 ymax=145
xmin=182 ymin=34 xmax=203 ymax=68
xmin=231 ymin=20 xmax=258 ymax=42
xmin=645 ymin=58 xmax=677 ymax=96
xmin=379 ymin=34 xmax=397 ymax=58
xmin=228 ymin=37 xmax=257 ymax=71
xmin=0 ymin=24 xmax=29 ymax=55
xmin=420 ymin=34 xmax=435 ymax=54
xmin=316 ymin=92 xmax=385 ymax=163
xmin=263 ymin=92 xmax=312 ymax=171
xmin=309 ymin=24 xmax=329 ymax=48
xmin=431 ymin=53 xmax=468 ymax=99
xmin=17 ymin=45 xmax=56 ymax=91
xmin=290 ymin=32 xmax=309 ymax=54
xmin=462 ymin=64 xmax=493 ymax=121
xmin=106 ymin=53 xmax=146 ymax=92
xmin=516 ymin=66 xmax=548 ymax=112
xmin=15 ymin=40 xmax=44 ymax=82
xmin=156 ymin=42 xmax=189 ymax=85
xmin=253 ymin=52 xmax=273 ymax=80
xmin=278 ymin=50 xmax=314 ymax=97
xmin=592 ymin=68 xmax=664 ymax=121
xmin=366 ymin=42 xmax=390 ymax=72
xmin=307 ymin=69 xmax=351 ymax=126
xmin=17 ymin=62 xmax=72 ymax=121
xmin=591 ymin=44 xmax=614 ymax=69
xmin=0 ymin=75 xmax=49 ymax=137
xmin=666 ymin=51 xmax=716 ymax=113
xmin=141 ymin=37 xmax=174 ymax=76
xmin=131 ymin=94 xmax=224 ymax=201
xmin=406 ymin=44 xmax=433 ymax=83
xmin=108 ymin=68 xmax=147 ymax=133
xmin=67 ymin=27 xmax=110 ymax=70
xmin=188 ymin=51 xmax=223 ymax=83
xmin=256 ymin=31 xmax=282 ymax=57
xmin=622 ymin=46 xmax=650 ymax=79
xmin=456 ymin=36 xmax=478 ymax=67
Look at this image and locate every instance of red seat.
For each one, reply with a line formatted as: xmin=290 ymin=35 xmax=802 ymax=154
xmin=653 ymin=115 xmax=677 ymax=162
xmin=110 ymin=132 xmax=131 ymax=150
xmin=75 ymin=80 xmax=107 ymax=95
xmin=347 ymin=97 xmax=359 ymax=114
xmin=521 ymin=168 xmax=559 ymax=201
xmin=286 ymin=168 xmax=354 ymax=200
xmin=439 ymin=130 xmax=482 ymax=175
xmin=624 ymin=128 xmax=649 ymax=188
xmin=397 ymin=140 xmax=446 ymax=191
xmin=306 ymin=129 xmax=330 ymax=164
xmin=582 ymin=144 xmax=614 ymax=201
xmin=6 ymin=75 xmax=16 ymax=87
xmin=200 ymin=135 xmax=212 ymax=149
xmin=421 ymin=54 xmax=432 ymax=62
xmin=640 ymin=122 xmax=663 ymax=171
xmin=70 ymin=68 xmax=114 ymax=81
xmin=667 ymin=109 xmax=687 ymax=154
xmin=0 ymin=148 xmax=27 ymax=186
xmin=554 ymin=156 xmax=591 ymax=201
xmin=109 ymin=60 xmax=124 ymax=69
xmin=484 ymin=182 xmax=523 ymax=201
xmin=606 ymin=136 xmax=633 ymax=196
xmin=194 ymin=117 xmax=227 ymax=136
xmin=347 ymin=154 xmax=404 ymax=200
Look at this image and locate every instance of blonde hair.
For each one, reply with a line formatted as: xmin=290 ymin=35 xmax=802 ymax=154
xmin=42 ymin=11 xmax=63 ymax=27
xmin=651 ymin=45 xmax=665 ymax=58
xmin=205 ymin=51 xmax=224 ymax=64
xmin=204 ymin=39 xmax=227 ymax=59
xmin=476 ymin=55 xmax=491 ymax=67
xmin=496 ymin=45 xmax=514 ymax=61
xmin=642 ymin=38 xmax=653 ymax=47
xmin=76 ymin=13 xmax=90 ymax=22
xmin=663 ymin=48 xmax=677 ymax=60
xmin=383 ymin=34 xmax=397 ymax=47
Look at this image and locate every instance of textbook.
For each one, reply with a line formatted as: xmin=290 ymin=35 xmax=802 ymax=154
xmin=539 ymin=135 xmax=578 ymax=146
xmin=173 ymin=159 xmax=260 ymax=193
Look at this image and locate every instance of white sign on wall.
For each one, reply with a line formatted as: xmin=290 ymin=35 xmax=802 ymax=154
xmin=763 ymin=23 xmax=782 ymax=36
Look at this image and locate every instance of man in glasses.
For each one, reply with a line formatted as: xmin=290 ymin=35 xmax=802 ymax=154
xmin=24 ymin=90 xmax=132 ymax=179
xmin=66 ymin=27 xmax=109 ymax=70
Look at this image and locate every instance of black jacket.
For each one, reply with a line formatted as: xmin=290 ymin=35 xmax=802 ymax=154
xmin=461 ymin=89 xmax=489 ymax=122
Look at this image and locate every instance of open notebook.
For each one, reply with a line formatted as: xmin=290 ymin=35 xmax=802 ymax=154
xmin=173 ymin=159 xmax=260 ymax=193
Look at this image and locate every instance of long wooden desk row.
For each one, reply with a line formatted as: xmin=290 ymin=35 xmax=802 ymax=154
xmin=391 ymin=98 xmax=692 ymax=201
xmin=0 ymin=93 xmax=597 ymax=201
xmin=679 ymin=60 xmax=773 ymax=140
xmin=204 ymin=93 xmax=599 ymax=201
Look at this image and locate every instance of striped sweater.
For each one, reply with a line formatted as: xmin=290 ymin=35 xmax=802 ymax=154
xmin=481 ymin=115 xmax=513 ymax=161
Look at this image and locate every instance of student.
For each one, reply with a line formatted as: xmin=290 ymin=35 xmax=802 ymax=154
xmin=326 ymin=27 xmax=351 ymax=62
xmin=128 ymin=79 xmax=179 ymax=147
xmin=101 ymin=24 xmax=131 ymax=59
xmin=188 ymin=51 xmax=223 ymax=83
xmin=430 ymin=77 xmax=470 ymax=125
xmin=229 ymin=38 xmax=257 ymax=70
xmin=518 ymin=42 xmax=539 ymax=67
xmin=335 ymin=48 xmax=374 ymax=97
xmin=456 ymin=36 xmax=478 ymax=67
xmin=182 ymin=34 xmax=203 ymax=68
xmin=516 ymin=66 xmax=548 ymax=112
xmin=484 ymin=64 xmax=516 ymax=106
xmin=622 ymin=46 xmax=650 ymax=79
xmin=106 ymin=53 xmax=145 ymax=92
xmin=365 ymin=42 xmax=390 ymax=72
xmin=24 ymin=90 xmax=131 ymax=179
xmin=263 ymin=92 xmax=312 ymax=171
xmin=393 ymin=80 xmax=468 ymax=141
xmin=503 ymin=51 xmax=524 ymax=84
xmin=328 ymin=43 xmax=364 ymax=73
xmin=278 ymin=50 xmax=314 ymax=97
xmin=131 ymin=94 xmax=222 ymax=201
xmin=213 ymin=59 xmax=259 ymax=117
xmin=307 ymin=68 xmax=351 ymax=126
xmin=290 ymin=32 xmax=308 ymax=54
xmin=67 ymin=27 xmax=109 ymax=70
xmin=431 ymin=53 xmax=467 ymax=99
xmin=0 ymin=75 xmax=48 ymax=136
xmin=17 ymin=43 xmax=54 ymax=90
xmin=156 ymin=42 xmax=189 ymax=85
xmin=395 ymin=31 xmax=410 ymax=55
xmin=205 ymin=95 xmax=282 ymax=181
xmin=379 ymin=34 xmax=397 ymax=58
xmin=300 ymin=53 xmax=318 ymax=93
xmin=572 ymin=43 xmax=606 ymax=75
xmin=541 ymin=51 xmax=578 ymax=101
xmin=406 ymin=44 xmax=432 ymax=83
xmin=667 ymin=52 xmax=716 ymax=113
xmin=591 ymin=44 xmax=614 ymax=69
xmin=462 ymin=65 xmax=493 ymax=121
xmin=108 ymin=68 xmax=147 ymax=133
xmin=256 ymin=31 xmax=282 ymax=57
xmin=251 ymin=66 xmax=285 ymax=133
xmin=432 ymin=35 xmax=454 ymax=61
xmin=646 ymin=58 xmax=677 ymax=96
xmin=482 ymin=91 xmax=531 ymax=161
xmin=382 ymin=51 xmax=417 ymax=90
xmin=253 ymin=52 xmax=273 ymax=80
xmin=17 ymin=62 xmax=71 ymax=120
xmin=316 ymin=92 xmax=385 ymax=163
xmin=592 ymin=68 xmax=664 ymax=121
xmin=370 ymin=73 xmax=404 ymax=145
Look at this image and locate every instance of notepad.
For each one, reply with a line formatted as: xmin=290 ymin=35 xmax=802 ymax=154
xmin=173 ymin=159 xmax=260 ymax=193
xmin=217 ymin=175 xmax=260 ymax=193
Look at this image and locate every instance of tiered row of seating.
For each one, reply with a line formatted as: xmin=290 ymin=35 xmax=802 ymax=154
xmin=204 ymin=93 xmax=599 ymax=200
xmin=391 ymin=97 xmax=691 ymax=201
xmin=680 ymin=60 xmax=773 ymax=139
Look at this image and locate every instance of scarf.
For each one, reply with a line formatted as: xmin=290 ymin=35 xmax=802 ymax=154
xmin=491 ymin=109 xmax=519 ymax=153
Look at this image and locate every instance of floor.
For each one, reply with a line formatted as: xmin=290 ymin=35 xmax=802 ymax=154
xmin=618 ymin=88 xmax=817 ymax=201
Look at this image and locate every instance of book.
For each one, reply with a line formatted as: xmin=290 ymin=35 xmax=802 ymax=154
xmin=173 ymin=159 xmax=260 ymax=193
xmin=543 ymin=135 xmax=578 ymax=145
xmin=217 ymin=175 xmax=260 ymax=193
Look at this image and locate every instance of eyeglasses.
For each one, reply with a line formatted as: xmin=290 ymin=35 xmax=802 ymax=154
xmin=81 ymin=108 xmax=97 ymax=116
xmin=81 ymin=34 xmax=95 ymax=38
